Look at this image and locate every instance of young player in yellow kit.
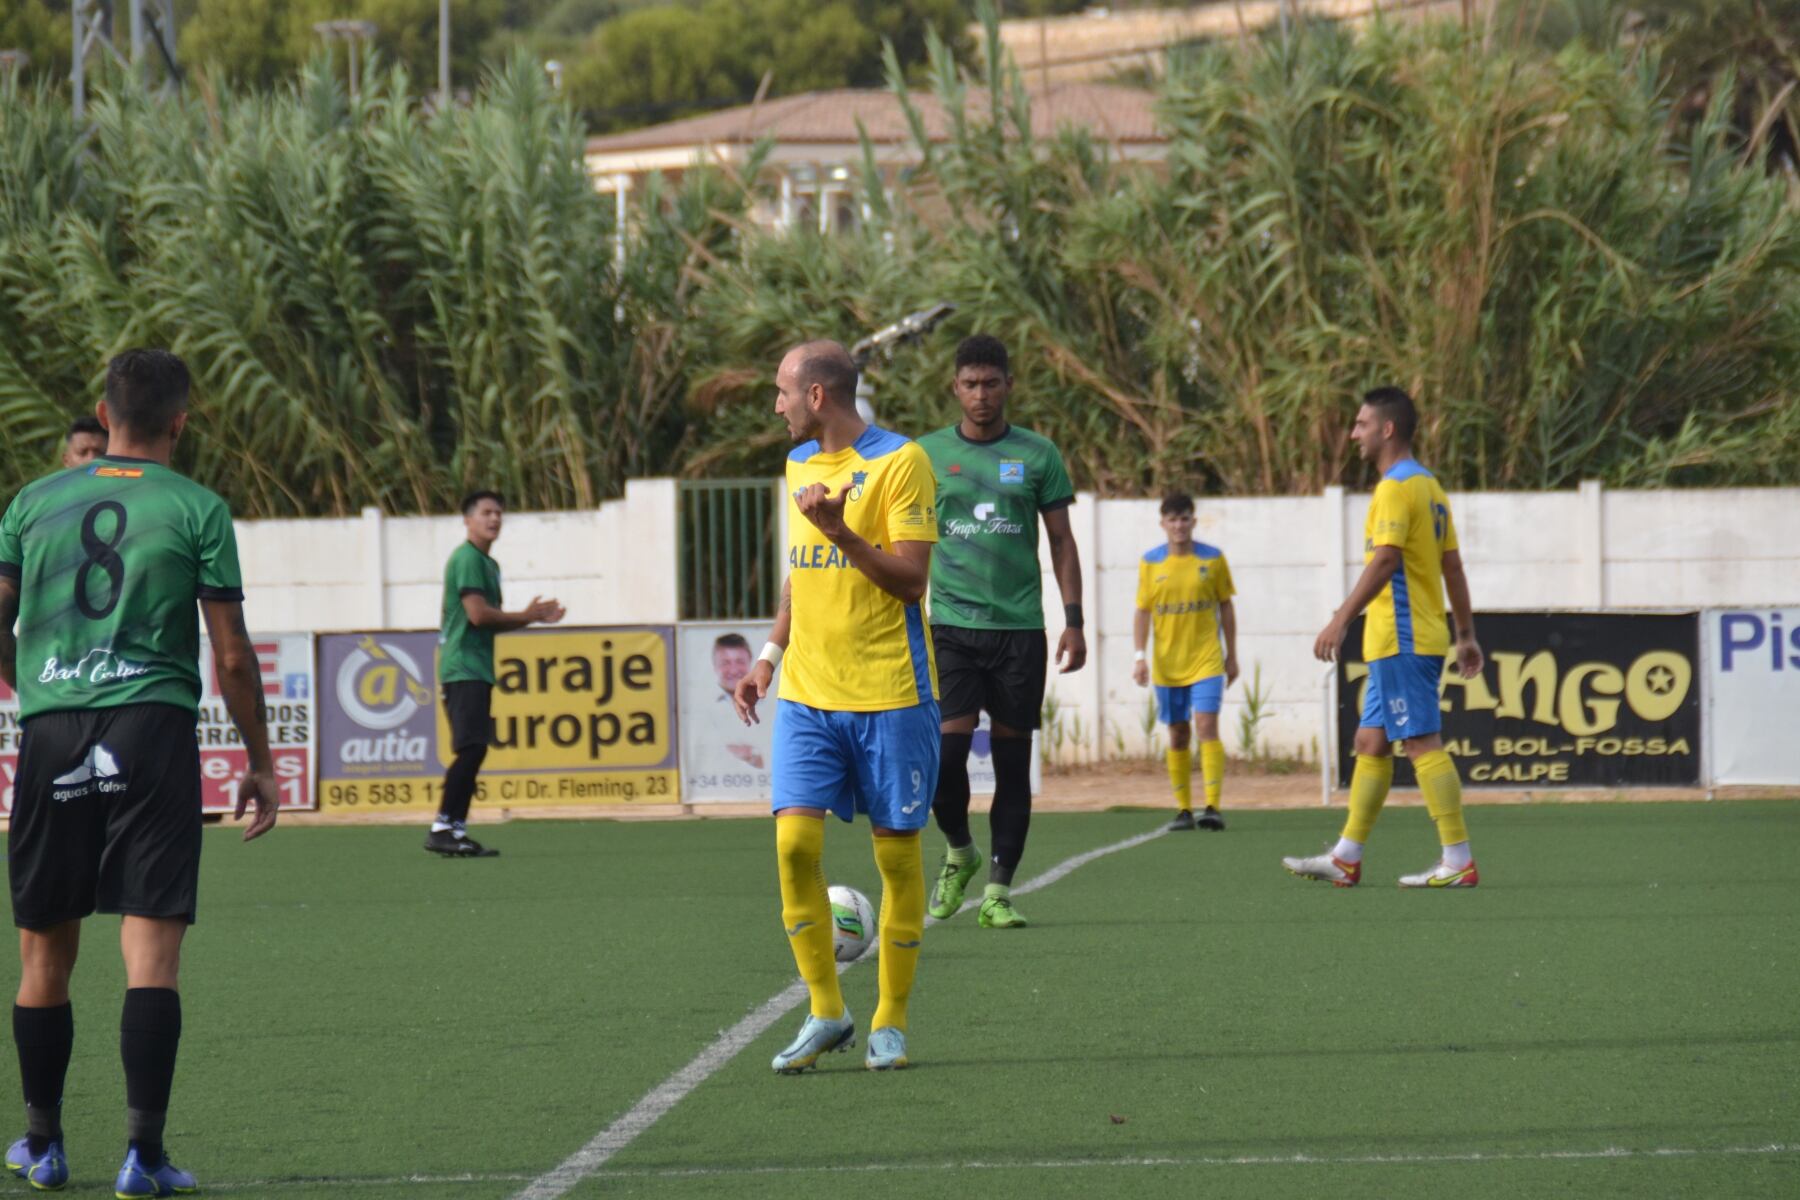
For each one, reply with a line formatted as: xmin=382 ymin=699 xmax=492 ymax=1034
xmin=1283 ymin=387 xmax=1485 ymax=887
xmin=734 ymin=340 xmax=939 ymax=1073
xmin=1133 ymin=494 xmax=1237 ymax=830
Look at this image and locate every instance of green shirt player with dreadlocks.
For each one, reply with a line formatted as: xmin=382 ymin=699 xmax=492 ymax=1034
xmin=0 ymin=350 xmax=279 ymax=1197
xmin=916 ymin=335 xmax=1086 ymax=929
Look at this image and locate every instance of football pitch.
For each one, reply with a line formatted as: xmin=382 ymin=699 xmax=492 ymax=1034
xmin=4 ymin=802 xmax=1796 ymax=1199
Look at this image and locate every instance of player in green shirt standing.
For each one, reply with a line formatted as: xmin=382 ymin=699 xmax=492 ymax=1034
xmin=0 ymin=350 xmax=279 ymax=1197
xmin=426 ymin=490 xmax=564 ymax=858
xmin=918 ymin=335 xmax=1086 ymax=929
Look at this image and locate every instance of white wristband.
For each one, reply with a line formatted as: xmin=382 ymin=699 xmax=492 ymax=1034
xmin=758 ymin=642 xmax=784 ymax=667
xmin=1133 ymin=650 xmax=1147 ymax=662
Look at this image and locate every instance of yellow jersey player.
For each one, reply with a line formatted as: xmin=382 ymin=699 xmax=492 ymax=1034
xmin=1132 ymin=493 xmax=1237 ymax=831
xmin=1284 ymin=387 xmax=1485 ymax=888
xmin=733 ymin=340 xmax=939 ymax=1073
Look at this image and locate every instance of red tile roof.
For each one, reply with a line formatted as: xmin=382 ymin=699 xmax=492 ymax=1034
xmin=584 ymin=84 xmax=1162 ymax=154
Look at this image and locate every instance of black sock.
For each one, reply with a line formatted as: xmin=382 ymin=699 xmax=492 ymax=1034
xmin=440 ymin=745 xmax=488 ymax=824
xmin=13 ymin=1003 xmax=72 ymax=1154
xmin=120 ymin=989 xmax=181 ymax=1169
xmin=987 ymin=736 xmax=1035 ymax=886
xmin=930 ymin=733 xmax=975 ymax=847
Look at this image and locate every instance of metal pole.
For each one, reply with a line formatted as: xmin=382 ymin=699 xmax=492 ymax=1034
xmin=130 ymin=0 xmax=145 ymax=63
xmin=71 ymin=1 xmax=87 ymax=119
xmin=438 ymin=0 xmax=450 ymax=110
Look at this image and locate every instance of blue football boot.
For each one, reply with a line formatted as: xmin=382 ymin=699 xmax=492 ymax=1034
xmin=864 ymin=1027 xmax=910 ymax=1071
xmin=5 ymin=1136 xmax=69 ymax=1190
xmin=771 ymin=1009 xmax=855 ymax=1074
xmin=113 ymin=1147 xmax=197 ymax=1198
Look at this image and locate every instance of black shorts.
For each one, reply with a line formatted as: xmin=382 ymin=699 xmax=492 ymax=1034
xmin=442 ymin=681 xmax=495 ymax=752
xmin=932 ymin=626 xmax=1049 ymax=731
xmin=9 ymin=703 xmax=203 ymax=930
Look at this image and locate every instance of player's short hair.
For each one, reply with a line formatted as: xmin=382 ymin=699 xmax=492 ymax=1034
xmin=103 ymin=349 xmax=190 ymax=440
xmin=461 ymin=489 xmax=504 ymax=515
xmin=67 ymin=415 xmax=105 ymax=442
xmin=1362 ymin=386 xmax=1418 ymax=443
xmin=1160 ymin=492 xmax=1195 ymax=517
xmin=713 ymin=633 xmax=751 ymax=655
xmin=955 ymin=334 xmax=1010 ymax=377
xmin=791 ymin=340 xmax=858 ymax=408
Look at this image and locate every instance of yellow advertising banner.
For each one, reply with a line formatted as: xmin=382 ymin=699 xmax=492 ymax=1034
xmin=316 ymin=626 xmax=678 ymax=813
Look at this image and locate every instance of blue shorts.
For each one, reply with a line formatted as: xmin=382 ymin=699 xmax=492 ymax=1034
xmin=1359 ymin=654 xmax=1445 ymax=741
xmin=771 ymin=699 xmax=941 ymax=831
xmin=1155 ymin=676 xmax=1225 ymax=725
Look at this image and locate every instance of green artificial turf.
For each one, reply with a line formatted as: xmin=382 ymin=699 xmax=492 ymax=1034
xmin=2 ymin=803 xmax=1795 ymax=1198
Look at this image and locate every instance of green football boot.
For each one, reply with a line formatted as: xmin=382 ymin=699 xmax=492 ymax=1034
xmin=928 ymin=846 xmax=981 ymax=920
xmin=977 ymin=892 xmax=1029 ymax=929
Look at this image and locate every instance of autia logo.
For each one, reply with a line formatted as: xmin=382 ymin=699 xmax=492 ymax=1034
xmin=335 ymin=636 xmax=431 ymax=732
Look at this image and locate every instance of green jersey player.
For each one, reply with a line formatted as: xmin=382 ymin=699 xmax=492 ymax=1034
xmin=916 ymin=335 xmax=1086 ymax=929
xmin=0 ymin=350 xmax=278 ymax=1196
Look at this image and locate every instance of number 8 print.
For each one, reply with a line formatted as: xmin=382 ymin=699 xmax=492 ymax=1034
xmin=74 ymin=501 xmax=128 ymax=620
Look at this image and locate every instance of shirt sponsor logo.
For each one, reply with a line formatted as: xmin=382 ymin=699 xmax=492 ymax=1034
xmin=998 ymin=461 xmax=1026 ymax=485
xmin=37 ymin=649 xmax=151 ymax=687
xmin=789 ymin=543 xmax=857 ymax=570
xmin=88 ymin=466 xmax=144 ymax=478
xmin=1153 ymin=600 xmax=1215 ymax=616
xmin=945 ymin=502 xmax=1024 ymax=539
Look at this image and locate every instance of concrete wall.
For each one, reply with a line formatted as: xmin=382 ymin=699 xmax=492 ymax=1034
xmin=234 ymin=480 xmax=1799 ymax=765
xmin=237 ymin=479 xmax=679 ymax=633
xmin=1032 ymin=485 xmax=1800 ymax=766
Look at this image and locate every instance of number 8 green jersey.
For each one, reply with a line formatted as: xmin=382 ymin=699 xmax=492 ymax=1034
xmin=0 ymin=456 xmax=244 ymax=720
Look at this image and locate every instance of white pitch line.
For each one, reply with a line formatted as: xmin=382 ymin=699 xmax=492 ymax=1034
xmin=584 ymin=1142 xmax=1800 ymax=1181
xmin=208 ymin=1172 xmax=533 ymax=1193
xmin=207 ymin=1142 xmax=1799 ymax=1192
xmin=509 ymin=823 xmax=1172 ymax=1200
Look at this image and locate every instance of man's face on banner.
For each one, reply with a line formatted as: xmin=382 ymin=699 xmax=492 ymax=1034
xmin=714 ymin=643 xmax=752 ymax=694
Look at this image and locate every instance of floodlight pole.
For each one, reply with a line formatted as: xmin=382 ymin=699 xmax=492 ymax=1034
xmin=438 ymin=0 xmax=450 ymax=111
xmin=71 ymin=1 xmax=140 ymax=119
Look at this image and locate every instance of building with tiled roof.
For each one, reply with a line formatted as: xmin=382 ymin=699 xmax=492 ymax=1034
xmin=584 ymin=83 xmax=1165 ymax=236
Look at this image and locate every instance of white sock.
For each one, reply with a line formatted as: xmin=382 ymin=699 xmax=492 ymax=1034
xmin=1331 ymin=837 xmax=1363 ymax=864
xmin=1442 ymin=841 xmax=1472 ymax=870
xmin=430 ymin=816 xmax=453 ymax=833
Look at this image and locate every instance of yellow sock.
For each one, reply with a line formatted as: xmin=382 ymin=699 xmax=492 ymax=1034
xmin=1341 ymin=753 xmax=1394 ymax=844
xmin=872 ymin=833 xmax=924 ymax=1032
xmin=1166 ymin=747 xmax=1193 ymax=811
xmin=1199 ymin=739 xmax=1225 ymax=809
xmin=1413 ymin=750 xmax=1469 ymax=846
xmin=775 ymin=814 xmax=843 ymax=1020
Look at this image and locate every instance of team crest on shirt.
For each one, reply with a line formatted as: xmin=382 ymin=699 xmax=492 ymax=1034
xmin=998 ymin=461 xmax=1026 ymax=485
xmin=848 ymin=471 xmax=868 ymax=501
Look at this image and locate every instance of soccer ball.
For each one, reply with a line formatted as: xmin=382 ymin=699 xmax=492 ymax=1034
xmin=828 ymin=885 xmax=875 ymax=962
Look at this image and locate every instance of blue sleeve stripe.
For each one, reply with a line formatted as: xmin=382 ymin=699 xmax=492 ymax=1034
xmin=903 ymin=604 xmax=934 ymax=704
xmin=1390 ymin=563 xmax=1414 ymax=655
